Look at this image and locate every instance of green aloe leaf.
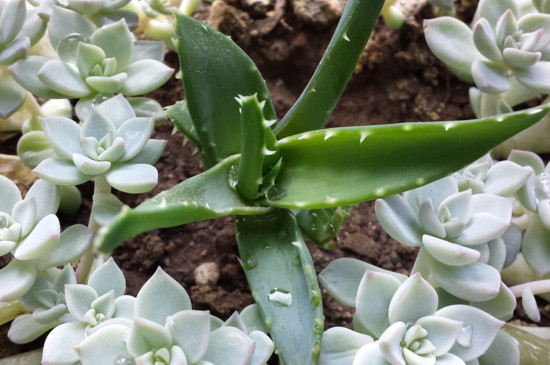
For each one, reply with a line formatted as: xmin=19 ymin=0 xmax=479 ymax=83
xmin=174 ymin=13 xmax=276 ymax=168
xmin=267 ymin=105 xmax=550 ymax=209
xmin=96 ymin=155 xmax=271 ymax=252
xmin=235 ymin=210 xmax=324 ymax=365
xmin=273 ymin=0 xmax=385 ymax=138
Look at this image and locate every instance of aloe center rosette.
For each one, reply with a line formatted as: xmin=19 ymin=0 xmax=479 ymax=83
xmin=9 ymin=7 xmax=173 ymax=119
xmin=319 ymin=271 xmax=517 ymax=365
xmin=0 ymin=177 xmax=92 ymax=302
xmin=32 ymin=94 xmax=166 ymax=194
xmin=375 ymin=176 xmax=515 ymax=302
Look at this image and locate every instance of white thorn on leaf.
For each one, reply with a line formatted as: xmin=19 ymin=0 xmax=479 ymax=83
xmin=324 ymin=131 xmax=336 ymax=140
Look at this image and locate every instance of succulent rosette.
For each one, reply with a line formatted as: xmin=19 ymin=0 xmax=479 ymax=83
xmin=507 ymin=149 xmax=550 ymax=276
xmin=33 ymin=94 xmax=166 ymax=193
xmin=375 ymin=176 xmax=516 ymax=301
xmin=319 ymin=271 xmax=519 ymax=365
xmin=9 ymin=8 xmax=173 ymax=119
xmin=0 ymin=177 xmax=92 ymax=301
xmin=43 ymin=264 xmax=275 ymax=365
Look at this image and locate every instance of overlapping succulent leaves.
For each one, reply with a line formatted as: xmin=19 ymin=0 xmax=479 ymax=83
xmin=33 ymin=94 xmax=166 ymax=193
xmin=0 ymin=177 xmax=92 ymax=302
xmin=9 ymin=7 xmax=173 ymax=120
xmin=375 ymin=158 xmax=534 ymax=302
xmin=39 ymin=259 xmax=274 ymax=365
xmin=0 ymin=0 xmax=48 ymax=119
xmin=319 ymin=270 xmax=515 ymax=365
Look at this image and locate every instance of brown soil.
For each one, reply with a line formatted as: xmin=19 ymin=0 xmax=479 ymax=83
xmin=1 ymin=0 xmax=549 ymax=360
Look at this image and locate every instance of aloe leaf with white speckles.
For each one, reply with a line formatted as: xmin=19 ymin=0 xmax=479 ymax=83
xmin=174 ymin=14 xmax=276 ymax=168
xmin=267 ymin=105 xmax=550 ymax=209
xmin=95 ymin=155 xmax=271 ymax=252
xmin=235 ymin=210 xmax=324 ymax=365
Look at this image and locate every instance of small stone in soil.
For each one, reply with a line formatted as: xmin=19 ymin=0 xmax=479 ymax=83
xmin=194 ymin=262 xmax=220 ymax=285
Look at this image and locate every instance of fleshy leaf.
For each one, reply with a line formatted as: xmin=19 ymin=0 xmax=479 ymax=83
xmin=121 ymin=59 xmax=173 ymax=96
xmin=95 ymin=94 xmax=136 ymax=128
xmin=128 ymin=317 xmax=172 ymax=357
xmin=40 ymin=116 xmax=83 ymax=159
xmin=388 ymin=273 xmax=438 ymax=325
xmin=76 ymin=42 xmax=106 ymax=77
xmin=522 ymin=214 xmax=550 ymax=276
xmin=90 ymin=19 xmax=133 ymax=72
xmin=38 ymin=59 xmax=91 ymax=97
xmin=42 ymin=321 xmax=87 ymax=364
xmin=435 ymin=305 xmax=503 ymax=362
xmin=167 ymin=310 xmax=210 ymax=363
xmin=0 ymin=175 xmax=22 ymax=214
xmin=0 ymin=259 xmax=36 ymax=302
xmin=374 ymin=195 xmax=422 ymax=247
xmin=424 ymin=17 xmax=481 ymax=82
xmin=65 ymin=284 xmax=97 ymax=321
xmin=378 ymin=321 xmax=407 ymax=365
xmin=14 ymin=214 xmax=60 ymax=261
xmin=9 ymin=56 xmax=69 ymax=98
xmin=105 ymin=163 xmax=158 ymax=194
xmin=75 ymin=323 xmax=129 ymax=364
xmin=116 ymin=116 xmax=154 ymax=161
xmin=319 ymin=257 xmax=406 ymax=307
xmin=455 ymin=213 xmax=510 ymax=246
xmin=355 ymin=271 xmax=401 ymax=338
xmin=87 ymin=258 xmax=126 ymax=297
xmin=85 ymin=73 xmax=128 ymax=93
xmin=12 ymin=198 xmax=36 ymax=239
xmin=471 ymin=60 xmax=510 ymax=94
xmin=514 ymin=61 xmax=550 ymax=93
xmin=33 ymin=158 xmax=91 ymax=186
xmin=422 ymin=235 xmax=480 ymax=266
xmin=415 ymin=315 xmax=462 ymax=357
xmin=125 ymin=139 xmax=167 ymax=165
xmin=319 ymin=327 xmax=373 ymax=365
xmin=7 ymin=313 xmax=58 ymax=344
xmin=48 ymin=6 xmax=95 ymax=50
xmin=25 ymin=179 xmax=60 ymax=222
xmin=201 ymin=326 xmax=255 ymax=365
xmin=73 ymin=153 xmax=111 ymax=175
xmin=135 ymin=267 xmax=191 ymax=325
xmin=429 ymin=261 xmax=501 ymax=301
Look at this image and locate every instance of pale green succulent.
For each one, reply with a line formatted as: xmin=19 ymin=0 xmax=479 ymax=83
xmin=0 ymin=176 xmax=92 ymax=302
xmin=9 ymin=10 xmax=173 ymax=119
xmin=375 ymin=176 xmax=516 ymax=301
xmin=8 ymin=265 xmax=76 ymax=344
xmin=33 ymin=94 xmax=166 ymax=193
xmin=318 ymin=269 xmax=518 ymax=365
xmin=41 ymin=261 xmax=275 ymax=365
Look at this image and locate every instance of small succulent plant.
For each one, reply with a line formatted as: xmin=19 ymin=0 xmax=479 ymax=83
xmin=0 ymin=176 xmax=92 ymax=302
xmin=9 ymin=9 xmax=173 ymax=119
xmin=33 ymin=94 xmax=166 ymax=194
xmin=318 ymin=266 xmax=518 ymax=365
xmin=41 ymin=259 xmax=274 ymax=365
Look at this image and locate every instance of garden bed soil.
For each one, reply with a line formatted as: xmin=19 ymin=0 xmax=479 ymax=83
xmin=1 ymin=0 xmax=548 ymax=359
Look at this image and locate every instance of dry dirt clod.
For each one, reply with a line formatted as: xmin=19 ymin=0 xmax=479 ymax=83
xmin=194 ymin=262 xmax=221 ymax=285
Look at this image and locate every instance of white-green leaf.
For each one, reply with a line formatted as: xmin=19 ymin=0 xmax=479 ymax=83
xmin=91 ymin=290 xmax=116 ymax=319
xmin=81 ymin=106 xmax=117 ymax=141
xmin=114 ymin=295 xmax=136 ymax=319
xmin=0 ymin=259 xmax=36 ymax=302
xmin=473 ymin=18 xmax=502 ymax=62
xmin=76 ymin=42 xmax=106 ymax=77
xmin=88 ymin=257 xmax=126 ymax=298
xmin=424 ymin=17 xmax=481 ymax=83
xmin=378 ymin=321 xmax=407 ymax=365
xmin=75 ymin=323 xmax=130 ymax=364
xmin=375 ymin=195 xmax=422 ymax=247
xmin=41 ymin=116 xmax=83 ymax=159
xmin=38 ymin=59 xmax=91 ymax=97
xmin=355 ymin=271 xmax=401 ymax=338
xmin=388 ymin=273 xmax=438 ymax=325
xmin=0 ymin=174 xmax=22 ymax=214
xmin=483 ymin=161 xmax=532 ymax=196
xmin=97 ymin=136 xmax=125 ymax=162
xmin=125 ymin=139 xmax=167 ymax=165
xmin=477 ymin=0 xmax=518 ymax=28
xmin=65 ymin=284 xmax=98 ymax=321
xmin=352 ymin=342 xmax=389 ymax=365
xmin=48 ymin=5 xmax=95 ymax=50
xmin=415 ymin=315 xmax=462 ymax=357
xmin=0 ymin=0 xmax=26 ymax=46
xmin=86 ymin=73 xmax=128 ymax=93
xmin=127 ymin=317 xmax=172 ymax=357
xmin=429 ymin=261 xmax=501 ymax=302
xmin=117 ymin=117 xmax=154 ymax=161
xmin=121 ymin=59 xmax=174 ymax=96
xmin=9 ymin=56 xmax=67 ymax=98
xmin=91 ymin=19 xmax=133 ymax=72
xmin=471 ymin=60 xmax=510 ymax=94
xmin=455 ymin=213 xmax=510 ymax=246
xmin=419 ymin=200 xmax=446 ymax=238
xmin=14 ymin=214 xmax=60 ymax=260
xmin=201 ymin=326 xmax=255 ymax=365
xmin=7 ymin=313 xmax=58 ymax=344
xmin=514 ymin=61 xmax=550 ymax=93
xmin=34 ymin=158 xmax=91 ymax=186
xmin=422 ymin=235 xmax=480 ymax=266
xmin=522 ymin=215 xmax=550 ymax=276
xmin=248 ymin=330 xmax=275 ymax=365
xmin=12 ymin=197 xmax=37 ymax=238
xmin=319 ymin=327 xmax=373 ymax=365
xmin=38 ymin=224 xmax=92 ymax=271
xmin=73 ymin=153 xmax=111 ymax=175
xmin=105 ymin=163 xmax=158 ymax=194
xmin=135 ymin=267 xmax=191 ymax=325
xmin=25 ymin=179 xmax=60 ymax=222
xmin=167 ymin=310 xmax=210 ymax=363
xmin=435 ymin=305 xmax=503 ymax=362
xmin=95 ymin=94 xmax=136 ymax=129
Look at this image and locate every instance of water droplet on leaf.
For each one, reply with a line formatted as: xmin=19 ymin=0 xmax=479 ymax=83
xmin=268 ymin=288 xmax=292 ymax=307
xmin=456 ymin=325 xmax=473 ymax=348
xmin=265 ymin=184 xmax=286 ymax=200
xmin=241 ymin=256 xmax=258 ymax=270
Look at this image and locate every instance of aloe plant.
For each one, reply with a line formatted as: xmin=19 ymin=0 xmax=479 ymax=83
xmin=92 ymin=1 xmax=550 ymax=362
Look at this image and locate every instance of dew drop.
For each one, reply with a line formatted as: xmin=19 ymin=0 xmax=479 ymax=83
xmin=114 ymin=354 xmax=135 ymax=365
xmin=456 ymin=325 xmax=473 ymax=348
xmin=265 ymin=184 xmax=287 ymax=200
xmin=535 ymin=173 xmax=550 ymax=200
xmin=268 ymin=288 xmax=292 ymax=307
xmin=228 ymin=164 xmax=238 ymax=188
xmin=201 ymin=21 xmax=209 ymax=31
xmin=242 ymin=256 xmax=258 ymax=270
xmin=311 ymin=290 xmax=322 ymax=309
